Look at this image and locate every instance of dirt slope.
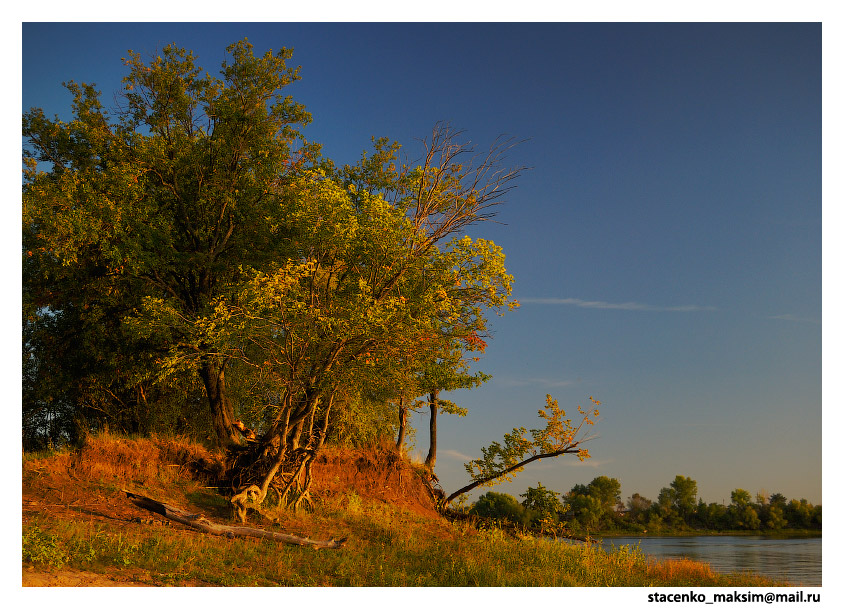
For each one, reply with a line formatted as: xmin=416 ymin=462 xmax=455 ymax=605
xmin=310 ymin=445 xmax=441 ymax=518
xmin=22 ymin=434 xmax=440 ymax=586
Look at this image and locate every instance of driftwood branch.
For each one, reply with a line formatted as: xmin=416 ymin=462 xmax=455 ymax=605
xmin=123 ymin=490 xmax=347 ymax=549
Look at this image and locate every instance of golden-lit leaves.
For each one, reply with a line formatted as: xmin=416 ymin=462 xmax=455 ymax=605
xmin=24 ymin=43 xmax=524 ymax=460
xmin=463 ymin=394 xmax=599 ymax=491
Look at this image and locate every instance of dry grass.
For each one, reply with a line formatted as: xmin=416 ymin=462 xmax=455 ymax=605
xmin=24 ymin=432 xmax=222 ymax=486
xmin=310 ymin=442 xmax=440 ymax=518
xmin=645 ymin=556 xmax=775 ymax=587
xmin=647 ymin=557 xmax=718 ymax=581
xmin=67 ymin=433 xmax=222 ymax=484
xmin=22 ymin=433 xmax=787 ymax=587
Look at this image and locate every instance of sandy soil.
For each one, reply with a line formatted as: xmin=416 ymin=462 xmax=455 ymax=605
xmin=22 ymin=565 xmax=151 ymax=586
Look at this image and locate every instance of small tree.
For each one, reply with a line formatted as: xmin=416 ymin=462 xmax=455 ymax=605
xmin=670 ymin=475 xmax=698 ymax=522
xmin=766 ymin=504 xmax=788 ymax=530
xmin=470 ymin=491 xmax=532 ymax=526
xmin=626 ymin=493 xmax=653 ymax=524
xmin=769 ymin=492 xmax=788 ymax=508
xmin=734 ymin=505 xmax=761 ymax=530
xmin=728 ymin=489 xmax=760 ymax=530
xmin=587 ymin=475 xmax=622 ymax=520
xmin=562 ymin=476 xmax=620 ymax=530
xmin=418 ymin=341 xmax=489 ymax=469
xmin=656 ymin=487 xmax=682 ymax=527
xmin=567 ymin=491 xmax=603 ymax=530
xmin=654 ymin=475 xmax=698 ymax=527
xmin=520 ymin=483 xmax=564 ymax=526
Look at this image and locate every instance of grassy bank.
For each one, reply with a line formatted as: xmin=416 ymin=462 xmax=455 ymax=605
xmin=23 ymin=495 xmax=784 ymax=587
xmin=22 ymin=435 xmax=786 ymax=587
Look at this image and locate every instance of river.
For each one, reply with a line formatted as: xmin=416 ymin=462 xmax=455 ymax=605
xmin=591 ymin=535 xmax=821 ymax=586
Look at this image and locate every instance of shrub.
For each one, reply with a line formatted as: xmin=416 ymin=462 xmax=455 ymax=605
xmin=23 ymin=526 xmax=69 ymax=567
xmin=470 ymin=492 xmax=533 ymax=526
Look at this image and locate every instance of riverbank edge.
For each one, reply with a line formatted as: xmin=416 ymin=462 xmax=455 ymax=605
xmin=586 ymin=529 xmax=821 ymax=539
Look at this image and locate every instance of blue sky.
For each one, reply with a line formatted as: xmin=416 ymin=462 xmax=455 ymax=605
xmin=21 ymin=21 xmax=823 ymax=506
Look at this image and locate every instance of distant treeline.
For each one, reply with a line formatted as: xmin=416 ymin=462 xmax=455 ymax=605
xmin=460 ymin=476 xmax=821 ymax=534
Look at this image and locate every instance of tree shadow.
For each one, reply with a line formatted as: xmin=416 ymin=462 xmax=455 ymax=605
xmin=184 ymin=489 xmax=235 ymax=520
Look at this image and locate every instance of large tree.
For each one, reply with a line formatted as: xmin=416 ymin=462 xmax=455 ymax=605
xmin=217 ymin=143 xmax=520 ymax=511
xmin=24 ymin=40 xmax=524 ymax=514
xmin=24 ymin=41 xmax=315 ymax=447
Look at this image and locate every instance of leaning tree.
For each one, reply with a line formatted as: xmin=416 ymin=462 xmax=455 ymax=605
xmin=442 ymin=395 xmax=600 ymax=509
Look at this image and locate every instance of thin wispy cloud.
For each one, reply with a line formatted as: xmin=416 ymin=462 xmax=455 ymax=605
xmin=768 ymin=314 xmax=821 ymax=324
xmin=528 ymin=457 xmax=614 ymax=470
xmin=519 ymin=297 xmax=717 ymax=312
xmin=497 ymin=377 xmax=577 ymax=389
xmin=441 ymin=449 xmax=475 ymax=461
xmin=569 ymin=458 xmax=613 ymax=469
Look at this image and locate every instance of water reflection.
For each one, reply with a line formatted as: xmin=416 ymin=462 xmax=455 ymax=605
xmin=594 ymin=536 xmax=821 ymax=586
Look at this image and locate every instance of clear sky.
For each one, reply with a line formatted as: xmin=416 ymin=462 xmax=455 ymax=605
xmin=21 ymin=21 xmax=823 ymax=507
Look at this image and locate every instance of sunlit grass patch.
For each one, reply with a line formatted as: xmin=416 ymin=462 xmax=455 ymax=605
xmin=22 ymin=503 xmax=786 ymax=587
xmin=22 ymin=435 xmax=787 ymax=587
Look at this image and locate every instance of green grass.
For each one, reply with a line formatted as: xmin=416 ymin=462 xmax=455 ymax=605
xmin=21 ymin=433 xmax=789 ymax=586
xmin=22 ymin=497 xmax=785 ymax=587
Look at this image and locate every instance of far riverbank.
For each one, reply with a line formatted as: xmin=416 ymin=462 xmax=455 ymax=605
xmin=590 ymin=528 xmax=820 ymax=539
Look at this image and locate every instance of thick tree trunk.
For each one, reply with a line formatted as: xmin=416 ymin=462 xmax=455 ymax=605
xmin=396 ymin=395 xmax=407 ymax=451
xmin=199 ymin=358 xmax=239 ymax=448
xmin=424 ymin=390 xmax=439 ymax=469
xmin=226 ymin=392 xmax=335 ymax=515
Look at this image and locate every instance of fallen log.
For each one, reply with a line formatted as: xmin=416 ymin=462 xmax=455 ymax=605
xmin=123 ymin=490 xmax=347 ymax=549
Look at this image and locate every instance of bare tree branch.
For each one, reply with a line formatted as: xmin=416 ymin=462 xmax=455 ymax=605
xmin=410 ymin=123 xmax=529 ymax=252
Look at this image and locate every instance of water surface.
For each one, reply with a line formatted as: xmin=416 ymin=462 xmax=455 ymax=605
xmin=594 ymin=535 xmax=821 ymax=586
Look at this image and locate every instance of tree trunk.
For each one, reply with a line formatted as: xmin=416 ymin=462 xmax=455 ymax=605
xmin=124 ymin=490 xmax=346 ymax=549
xmin=199 ymin=358 xmax=239 ymax=448
xmin=424 ymin=390 xmax=439 ymax=469
xmin=396 ymin=395 xmax=407 ymax=451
